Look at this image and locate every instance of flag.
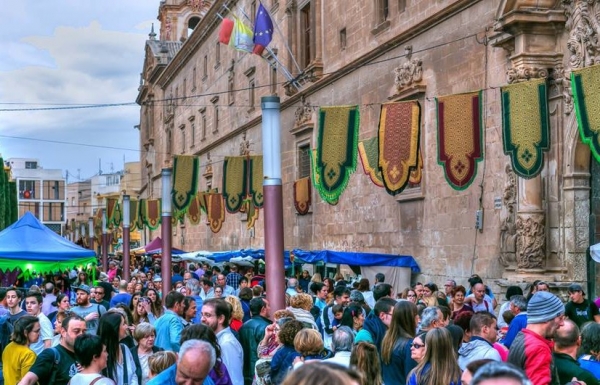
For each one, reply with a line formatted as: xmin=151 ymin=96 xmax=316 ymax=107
xmin=230 ymin=17 xmax=254 ymax=52
xmin=219 ymin=18 xmax=235 ymax=44
xmin=253 ymin=3 xmax=274 ymax=55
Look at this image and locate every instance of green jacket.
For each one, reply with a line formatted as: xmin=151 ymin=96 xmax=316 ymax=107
xmin=239 ymin=315 xmax=271 ymax=383
xmin=553 ymin=352 xmax=599 ymax=385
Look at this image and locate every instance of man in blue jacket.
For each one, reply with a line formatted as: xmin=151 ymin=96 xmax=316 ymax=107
xmin=354 ymin=297 xmax=396 ymax=349
xmin=154 ymin=291 xmax=185 ymax=352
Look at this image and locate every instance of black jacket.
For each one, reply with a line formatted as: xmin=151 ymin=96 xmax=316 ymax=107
xmin=239 ymin=315 xmax=271 ymax=383
xmin=130 ymin=344 xmax=163 ymax=384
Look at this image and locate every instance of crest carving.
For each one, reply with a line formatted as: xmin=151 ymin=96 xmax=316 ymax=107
xmin=393 ymin=58 xmax=423 ymax=91
xmin=294 ymin=99 xmax=313 ymax=126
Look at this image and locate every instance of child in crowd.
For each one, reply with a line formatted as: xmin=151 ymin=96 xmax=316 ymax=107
xmin=331 ymin=304 xmax=344 ymax=331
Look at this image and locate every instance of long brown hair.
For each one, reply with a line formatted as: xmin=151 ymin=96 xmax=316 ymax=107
xmin=350 ymin=342 xmax=382 ymax=385
xmin=408 ymin=327 xmax=461 ymax=385
xmin=380 ymin=300 xmax=417 ymax=364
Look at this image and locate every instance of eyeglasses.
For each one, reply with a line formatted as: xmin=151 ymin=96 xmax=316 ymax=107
xmin=411 ymin=342 xmax=425 ymax=349
xmin=31 ymin=329 xmax=41 ymax=333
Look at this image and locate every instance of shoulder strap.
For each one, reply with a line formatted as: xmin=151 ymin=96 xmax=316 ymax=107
xmin=90 ymin=376 xmax=104 ymax=385
xmin=121 ymin=344 xmax=129 ymax=385
xmin=48 ymin=347 xmax=61 ymax=385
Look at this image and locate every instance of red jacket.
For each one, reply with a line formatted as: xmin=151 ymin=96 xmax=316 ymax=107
xmin=507 ymin=328 xmax=559 ymax=385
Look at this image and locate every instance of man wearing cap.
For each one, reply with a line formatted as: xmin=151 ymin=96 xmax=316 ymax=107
xmin=70 ymin=284 xmax=106 ymax=335
xmin=565 ymin=283 xmax=600 ymax=328
xmin=508 ymin=291 xmax=565 ymax=385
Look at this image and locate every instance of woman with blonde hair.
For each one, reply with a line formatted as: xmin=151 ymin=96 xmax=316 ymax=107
xmin=293 ymin=328 xmax=330 ymax=363
xmin=422 ymin=283 xmax=439 ymax=307
xmin=147 ymin=351 xmax=177 ymax=380
xmin=407 ymin=327 xmax=462 ymax=385
xmin=350 ymin=342 xmax=382 ymax=385
xmin=380 ymin=300 xmax=418 ymax=385
xmin=310 ymin=272 xmax=322 ymax=284
xmin=281 ymin=361 xmax=363 ymax=385
xmin=287 ymin=293 xmax=318 ymax=329
xmin=224 ymin=295 xmax=244 ymax=332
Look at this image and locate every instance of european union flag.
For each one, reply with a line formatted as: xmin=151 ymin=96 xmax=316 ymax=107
xmin=252 ymin=3 xmax=273 ymax=55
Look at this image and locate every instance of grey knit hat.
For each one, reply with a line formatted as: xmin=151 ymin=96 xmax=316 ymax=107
xmin=527 ymin=291 xmax=564 ymax=324
xmin=350 ymin=290 xmax=365 ymax=303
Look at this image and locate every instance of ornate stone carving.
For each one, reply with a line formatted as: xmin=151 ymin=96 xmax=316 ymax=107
xmin=552 ymin=65 xmax=574 ymax=114
xmin=294 ymin=98 xmax=313 ymax=127
xmin=393 ymin=58 xmax=423 ymax=91
xmin=506 ymin=66 xmax=549 ymax=84
xmin=188 ymin=0 xmax=203 ymax=12
xmin=499 ymin=165 xmax=517 ymax=267
xmin=204 ymin=152 xmax=213 ymax=178
xmin=239 ymin=132 xmax=251 ymax=156
xmin=516 ymin=212 xmax=546 ymax=270
xmin=563 ymin=0 xmax=600 ymax=70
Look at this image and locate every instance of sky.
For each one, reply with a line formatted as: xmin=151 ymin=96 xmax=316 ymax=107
xmin=0 ymin=1 xmax=158 ymax=181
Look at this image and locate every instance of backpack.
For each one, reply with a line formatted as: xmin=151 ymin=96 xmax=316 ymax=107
xmin=0 ymin=316 xmax=14 ymax=355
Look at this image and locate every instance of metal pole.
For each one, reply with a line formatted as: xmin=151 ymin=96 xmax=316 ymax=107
xmin=102 ymin=209 xmax=108 ymax=272
xmin=88 ymin=217 xmax=94 ymax=251
xmin=123 ymin=195 xmax=131 ymax=281
xmin=261 ymin=96 xmax=285 ymax=312
xmin=161 ymin=169 xmax=173 ymax=299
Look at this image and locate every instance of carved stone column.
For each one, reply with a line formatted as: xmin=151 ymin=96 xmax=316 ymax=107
xmin=516 ymin=177 xmax=546 ymax=272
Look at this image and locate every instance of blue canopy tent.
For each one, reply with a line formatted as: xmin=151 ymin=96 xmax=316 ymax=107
xmin=0 ymin=212 xmax=97 ymax=277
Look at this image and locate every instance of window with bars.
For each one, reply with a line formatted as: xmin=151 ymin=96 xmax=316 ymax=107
xmin=298 ymin=144 xmax=311 ymax=178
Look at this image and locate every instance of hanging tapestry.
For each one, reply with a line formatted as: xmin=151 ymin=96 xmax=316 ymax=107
xmin=145 ymin=199 xmax=162 ymax=230
xmin=197 ymin=192 xmax=209 ymax=213
xmin=436 ymin=91 xmax=483 ymax=190
xmin=313 ymin=105 xmax=360 ymax=204
xmin=94 ymin=208 xmax=103 ymax=241
xmin=129 ymin=200 xmax=138 ymax=230
xmin=222 ymin=156 xmax=248 ymax=213
xmin=136 ymin=199 xmax=146 ymax=230
xmin=294 ymin=176 xmax=312 ymax=215
xmin=572 ymin=64 xmax=600 ymax=163
xmin=186 ymin=193 xmax=203 ymax=225
xmin=106 ymin=198 xmax=118 ymax=227
xmin=205 ymin=193 xmax=225 ymax=233
xmin=310 ymin=149 xmax=337 ymax=205
xmin=172 ymin=155 xmax=200 ymax=212
xmin=409 ymin=147 xmax=423 ymax=186
xmin=501 ymin=78 xmax=550 ymax=178
xmin=378 ymin=101 xmax=421 ymax=196
xmin=112 ymin=201 xmax=122 ymax=228
xmin=248 ymin=155 xmax=264 ymax=208
xmin=245 ymin=199 xmax=259 ymax=229
xmin=358 ymin=137 xmax=384 ymax=188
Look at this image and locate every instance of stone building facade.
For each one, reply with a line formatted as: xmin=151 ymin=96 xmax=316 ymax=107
xmin=136 ymin=0 xmax=600 ymax=296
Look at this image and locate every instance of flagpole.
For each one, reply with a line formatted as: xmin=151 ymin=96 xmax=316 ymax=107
xmin=230 ymin=4 xmax=301 ymax=90
xmin=258 ymin=0 xmax=302 ymax=75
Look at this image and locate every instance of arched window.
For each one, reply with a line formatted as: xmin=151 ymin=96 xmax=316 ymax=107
xmin=188 ymin=16 xmax=200 ymax=36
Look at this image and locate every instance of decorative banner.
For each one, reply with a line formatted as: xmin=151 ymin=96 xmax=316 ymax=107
xmin=313 ymin=106 xmax=360 ymax=204
xmin=106 ymin=198 xmax=118 ymax=226
xmin=145 ymin=199 xmax=162 ymax=231
xmin=501 ymin=78 xmax=550 ymax=178
xmin=186 ymin=193 xmax=202 ymax=225
xmin=248 ymin=155 xmax=264 ymax=208
xmin=136 ymin=199 xmax=146 ymax=230
xmin=409 ymin=147 xmax=423 ymax=185
xmin=572 ymin=64 xmax=600 ymax=163
xmin=436 ymin=91 xmax=483 ymax=190
xmin=222 ymin=156 xmax=248 ymax=213
xmin=358 ymin=137 xmax=384 ymax=188
xmin=172 ymin=155 xmax=200 ymax=212
xmin=378 ymin=101 xmax=421 ymax=195
xmin=112 ymin=202 xmax=122 ymax=228
xmin=94 ymin=208 xmax=103 ymax=241
xmin=205 ymin=193 xmax=225 ymax=233
xmin=294 ymin=177 xmax=312 ymax=215
xmin=310 ymin=149 xmax=337 ymax=205
xmin=245 ymin=200 xmax=259 ymax=229
xmin=129 ymin=200 xmax=139 ymax=230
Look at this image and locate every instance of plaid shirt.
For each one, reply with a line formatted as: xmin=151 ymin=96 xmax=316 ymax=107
xmin=226 ymin=272 xmax=243 ymax=290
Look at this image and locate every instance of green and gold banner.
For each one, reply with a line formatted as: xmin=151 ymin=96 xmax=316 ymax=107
xmin=358 ymin=137 xmax=384 ymax=188
xmin=313 ymin=106 xmax=360 ymax=205
xmin=572 ymin=64 xmax=600 ymax=163
xmin=172 ymin=155 xmax=200 ymax=212
xmin=145 ymin=199 xmax=161 ymax=230
xmin=222 ymin=156 xmax=248 ymax=213
xmin=248 ymin=155 xmax=264 ymax=208
xmin=501 ymin=78 xmax=550 ymax=178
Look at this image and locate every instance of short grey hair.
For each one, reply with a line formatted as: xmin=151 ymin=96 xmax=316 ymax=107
xmin=331 ymin=326 xmax=354 ymax=353
xmin=287 ymin=278 xmax=298 ymax=289
xmin=133 ymin=322 xmax=155 ymax=341
xmin=510 ymin=295 xmax=527 ymax=312
xmin=471 ymin=361 xmax=532 ymax=385
xmin=419 ymin=306 xmax=441 ymax=329
xmin=178 ymin=339 xmax=216 ymax=369
xmin=186 ymin=278 xmax=201 ymax=296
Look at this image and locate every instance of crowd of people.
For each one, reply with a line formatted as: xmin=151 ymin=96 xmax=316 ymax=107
xmin=1 ymin=260 xmax=600 ymax=385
